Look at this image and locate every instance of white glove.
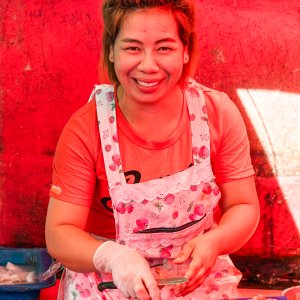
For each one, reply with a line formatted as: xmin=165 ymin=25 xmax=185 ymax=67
xmin=93 ymin=241 xmax=160 ymax=300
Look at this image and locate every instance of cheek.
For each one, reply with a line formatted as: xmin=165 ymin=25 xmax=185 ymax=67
xmin=113 ymin=63 xmax=128 ymax=80
xmin=163 ymin=60 xmax=184 ymax=77
xmin=161 ymin=54 xmax=185 ymax=71
xmin=114 ymin=57 xmax=136 ymax=76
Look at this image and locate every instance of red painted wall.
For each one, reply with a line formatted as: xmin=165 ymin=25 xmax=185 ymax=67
xmin=1 ymin=0 xmax=299 ymax=261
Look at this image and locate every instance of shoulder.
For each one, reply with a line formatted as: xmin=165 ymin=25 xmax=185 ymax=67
xmin=64 ymin=99 xmax=97 ymax=138
xmin=57 ymin=88 xmax=104 ymax=162
xmin=64 ymin=83 xmax=115 ymax=135
xmin=186 ymin=79 xmax=240 ymax=123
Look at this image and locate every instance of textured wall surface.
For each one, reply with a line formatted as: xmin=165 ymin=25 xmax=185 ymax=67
xmin=194 ymin=0 xmax=300 ymax=259
xmin=0 ymin=0 xmax=299 ymax=266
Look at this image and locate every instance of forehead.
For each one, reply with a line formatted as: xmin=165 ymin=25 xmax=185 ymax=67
xmin=117 ymin=8 xmax=180 ymax=41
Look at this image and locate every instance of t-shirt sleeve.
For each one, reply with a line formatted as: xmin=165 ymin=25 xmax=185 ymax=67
xmin=209 ymin=92 xmax=255 ymax=184
xmin=49 ymin=103 xmax=98 ymax=206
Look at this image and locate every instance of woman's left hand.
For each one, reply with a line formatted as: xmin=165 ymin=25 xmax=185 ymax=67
xmin=171 ymin=233 xmax=219 ymax=296
xmin=171 ymin=176 xmax=260 ymax=297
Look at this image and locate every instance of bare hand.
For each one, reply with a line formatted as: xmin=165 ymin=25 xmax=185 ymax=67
xmin=171 ymin=234 xmax=218 ymax=296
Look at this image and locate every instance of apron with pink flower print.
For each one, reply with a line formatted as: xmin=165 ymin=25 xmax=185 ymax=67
xmin=58 ymin=79 xmax=242 ymax=300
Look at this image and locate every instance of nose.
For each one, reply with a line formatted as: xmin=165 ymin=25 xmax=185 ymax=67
xmin=137 ymin=51 xmax=159 ymax=73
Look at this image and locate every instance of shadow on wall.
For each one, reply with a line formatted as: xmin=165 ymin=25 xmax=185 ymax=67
xmin=195 ymin=0 xmax=300 ymax=287
xmin=0 ymin=0 xmax=299 ymax=288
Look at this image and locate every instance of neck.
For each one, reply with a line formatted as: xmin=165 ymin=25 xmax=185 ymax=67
xmin=117 ymin=85 xmax=185 ymax=141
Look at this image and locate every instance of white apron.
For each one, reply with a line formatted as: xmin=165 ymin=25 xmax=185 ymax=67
xmin=58 ymin=80 xmax=242 ymax=300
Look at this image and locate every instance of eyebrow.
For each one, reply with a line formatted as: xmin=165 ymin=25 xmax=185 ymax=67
xmin=120 ymin=38 xmax=177 ymax=44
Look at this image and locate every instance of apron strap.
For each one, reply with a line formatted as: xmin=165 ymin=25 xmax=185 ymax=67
xmin=185 ymin=79 xmax=211 ymax=166
xmin=93 ymin=80 xmax=211 ymax=188
xmin=94 ymin=84 xmax=126 ymax=188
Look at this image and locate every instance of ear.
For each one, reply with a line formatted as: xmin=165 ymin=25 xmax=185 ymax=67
xmin=109 ymin=45 xmax=114 ymax=62
xmin=183 ymin=46 xmax=189 ymax=64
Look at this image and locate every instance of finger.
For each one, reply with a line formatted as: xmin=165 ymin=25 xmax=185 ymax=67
xmin=177 ymin=283 xmax=200 ymax=297
xmin=142 ymin=275 xmax=160 ymax=300
xmin=185 ymin=266 xmax=211 ymax=287
xmin=183 ymin=257 xmax=204 ymax=279
xmin=177 ymin=271 xmax=210 ymax=297
xmin=171 ymin=282 xmax=189 ymax=296
xmin=132 ymin=279 xmax=151 ymax=300
xmin=183 ymin=271 xmax=204 ymax=289
xmin=175 ymin=265 xmax=211 ymax=296
xmin=135 ymin=288 xmax=150 ymax=300
xmin=173 ymin=243 xmax=194 ymax=263
xmin=117 ymin=281 xmax=131 ymax=298
xmin=175 ymin=274 xmax=205 ymax=296
xmin=184 ymin=262 xmax=198 ymax=279
xmin=148 ymin=288 xmax=161 ymax=300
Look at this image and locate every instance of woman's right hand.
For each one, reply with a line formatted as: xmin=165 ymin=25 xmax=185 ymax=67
xmin=93 ymin=241 xmax=161 ymax=300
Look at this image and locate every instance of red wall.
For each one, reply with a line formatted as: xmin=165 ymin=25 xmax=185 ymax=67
xmin=1 ymin=0 xmax=299 ymax=260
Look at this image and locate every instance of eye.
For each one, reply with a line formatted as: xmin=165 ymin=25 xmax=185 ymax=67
xmin=126 ymin=46 xmax=140 ymax=52
xmin=158 ymin=46 xmax=172 ymax=52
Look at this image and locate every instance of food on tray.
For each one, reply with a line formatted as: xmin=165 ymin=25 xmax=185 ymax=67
xmin=0 ymin=262 xmax=36 ymax=285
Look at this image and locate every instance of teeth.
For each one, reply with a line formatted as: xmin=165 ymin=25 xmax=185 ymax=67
xmin=137 ymin=80 xmax=159 ymax=87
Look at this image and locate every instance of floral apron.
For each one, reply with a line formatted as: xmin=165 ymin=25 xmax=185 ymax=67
xmin=58 ymin=80 xmax=242 ymax=300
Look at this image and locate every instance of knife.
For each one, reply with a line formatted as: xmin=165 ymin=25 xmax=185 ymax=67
xmin=98 ymin=277 xmax=188 ymax=292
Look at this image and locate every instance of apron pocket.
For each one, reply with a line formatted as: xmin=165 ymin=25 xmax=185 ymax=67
xmin=135 ymin=215 xmax=206 ymax=234
xmin=125 ymin=212 xmax=213 ymax=258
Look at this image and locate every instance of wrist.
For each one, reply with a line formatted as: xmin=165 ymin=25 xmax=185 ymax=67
xmin=93 ymin=240 xmax=118 ymax=272
xmin=203 ymin=228 xmax=226 ymax=256
xmin=93 ymin=241 xmax=135 ymax=273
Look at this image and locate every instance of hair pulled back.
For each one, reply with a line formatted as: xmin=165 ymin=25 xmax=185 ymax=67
xmin=101 ymin=0 xmax=198 ymax=84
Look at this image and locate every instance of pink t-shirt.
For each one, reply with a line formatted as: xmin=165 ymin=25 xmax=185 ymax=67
xmin=50 ymin=84 xmax=254 ymax=238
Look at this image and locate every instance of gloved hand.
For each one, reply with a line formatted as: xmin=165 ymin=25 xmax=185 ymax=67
xmin=93 ymin=241 xmax=160 ymax=300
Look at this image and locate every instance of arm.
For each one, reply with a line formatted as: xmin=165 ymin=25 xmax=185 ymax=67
xmin=45 ymin=197 xmax=160 ymax=300
xmin=46 ymin=103 xmax=160 ymax=299
xmin=45 ymin=104 xmax=103 ymax=272
xmin=173 ymin=176 xmax=259 ymax=296
xmin=211 ymin=175 xmax=260 ymax=255
xmin=45 ymin=197 xmax=102 ymax=273
xmin=172 ymin=89 xmax=260 ymax=296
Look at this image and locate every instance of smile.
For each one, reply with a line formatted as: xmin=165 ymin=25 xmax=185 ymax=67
xmin=136 ymin=80 xmax=160 ymax=87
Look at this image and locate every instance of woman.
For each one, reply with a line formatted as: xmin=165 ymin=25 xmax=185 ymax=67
xmin=46 ymin=1 xmax=261 ymax=299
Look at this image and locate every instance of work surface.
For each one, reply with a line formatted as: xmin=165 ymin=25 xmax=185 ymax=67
xmin=39 ymin=280 xmax=283 ymax=299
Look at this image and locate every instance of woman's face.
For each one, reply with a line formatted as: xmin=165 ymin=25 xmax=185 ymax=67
xmin=109 ymin=8 xmax=189 ymax=105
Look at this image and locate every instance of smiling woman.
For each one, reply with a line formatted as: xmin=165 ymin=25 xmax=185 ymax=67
xmin=45 ymin=1 xmax=261 ymax=299
xmin=101 ymin=0 xmax=198 ymax=86
xmin=110 ymin=8 xmax=189 ymax=140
